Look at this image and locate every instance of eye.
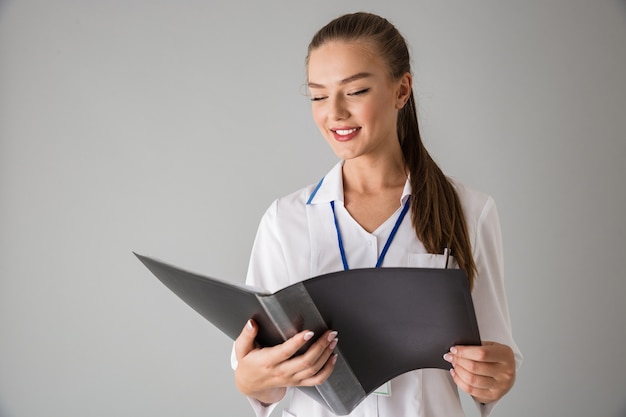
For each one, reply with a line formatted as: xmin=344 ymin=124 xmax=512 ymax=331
xmin=310 ymin=96 xmax=327 ymax=102
xmin=349 ymin=88 xmax=370 ymax=96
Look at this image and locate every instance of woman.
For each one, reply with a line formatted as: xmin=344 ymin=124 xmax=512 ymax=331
xmin=232 ymin=12 xmax=521 ymax=417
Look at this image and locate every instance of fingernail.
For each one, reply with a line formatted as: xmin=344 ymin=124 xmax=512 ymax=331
xmin=450 ymin=368 xmax=456 ymax=377
xmin=443 ymin=353 xmax=452 ymax=362
xmin=303 ymin=331 xmax=315 ymax=341
xmin=327 ymin=331 xmax=338 ymax=342
xmin=246 ymin=320 xmax=253 ymax=331
xmin=332 ymin=354 xmax=338 ymax=364
xmin=329 ymin=338 xmax=338 ymax=350
xmin=450 ymin=347 xmax=458 ymax=354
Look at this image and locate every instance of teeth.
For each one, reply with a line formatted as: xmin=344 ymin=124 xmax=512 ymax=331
xmin=335 ymin=128 xmax=357 ymax=135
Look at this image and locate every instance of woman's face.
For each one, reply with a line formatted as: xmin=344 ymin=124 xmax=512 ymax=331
xmin=307 ymin=40 xmax=411 ymax=163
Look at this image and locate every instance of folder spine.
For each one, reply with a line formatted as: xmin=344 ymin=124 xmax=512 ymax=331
xmin=258 ymin=283 xmax=365 ymax=415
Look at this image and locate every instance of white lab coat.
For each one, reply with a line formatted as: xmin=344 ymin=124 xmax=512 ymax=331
xmin=232 ymin=161 xmax=522 ymax=417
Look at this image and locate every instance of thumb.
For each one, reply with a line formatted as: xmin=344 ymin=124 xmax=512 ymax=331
xmin=234 ymin=319 xmax=258 ymax=361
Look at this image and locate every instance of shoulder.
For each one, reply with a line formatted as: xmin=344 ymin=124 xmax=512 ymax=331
xmin=268 ymin=182 xmax=318 ymax=216
xmin=448 ymin=178 xmax=500 ymax=246
xmin=258 ymin=180 xmax=322 ymax=236
xmin=265 ymin=162 xmax=340 ymax=222
xmin=449 ymin=178 xmax=497 ymax=220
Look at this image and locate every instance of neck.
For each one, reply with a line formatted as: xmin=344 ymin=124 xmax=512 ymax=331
xmin=342 ymin=153 xmax=407 ymax=195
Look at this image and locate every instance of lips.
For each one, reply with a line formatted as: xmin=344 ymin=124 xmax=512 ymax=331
xmin=331 ymin=127 xmax=361 ymax=142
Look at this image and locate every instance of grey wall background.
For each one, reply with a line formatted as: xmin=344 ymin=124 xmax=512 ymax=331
xmin=1 ymin=1 xmax=625 ymax=416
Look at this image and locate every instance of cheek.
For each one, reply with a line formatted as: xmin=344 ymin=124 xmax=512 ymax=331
xmin=356 ymin=101 xmax=381 ymax=127
xmin=364 ymin=96 xmax=397 ymax=129
xmin=311 ymin=106 xmax=326 ymax=131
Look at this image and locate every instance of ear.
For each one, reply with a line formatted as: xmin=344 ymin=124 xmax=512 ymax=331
xmin=395 ymin=72 xmax=413 ymax=109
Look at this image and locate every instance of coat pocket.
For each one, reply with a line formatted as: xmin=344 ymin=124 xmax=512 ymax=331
xmin=407 ymin=253 xmax=457 ymax=269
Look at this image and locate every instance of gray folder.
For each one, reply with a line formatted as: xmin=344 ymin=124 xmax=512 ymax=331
xmin=135 ymin=253 xmax=480 ymax=415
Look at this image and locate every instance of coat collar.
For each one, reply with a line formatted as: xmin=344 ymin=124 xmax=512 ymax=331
xmin=307 ymin=161 xmax=412 ymax=206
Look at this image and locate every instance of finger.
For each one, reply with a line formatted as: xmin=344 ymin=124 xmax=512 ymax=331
xmin=296 ymin=353 xmax=338 ymax=387
xmin=445 ymin=352 xmax=494 ymax=378
xmin=288 ymin=332 xmax=338 ymax=381
xmin=450 ymin=368 xmax=493 ymax=401
xmin=450 ymin=342 xmax=509 ymax=364
xmin=450 ymin=361 xmax=494 ymax=390
xmin=234 ymin=319 xmax=258 ymax=361
xmin=294 ymin=330 xmax=338 ymax=366
xmin=260 ymin=329 xmax=320 ymax=367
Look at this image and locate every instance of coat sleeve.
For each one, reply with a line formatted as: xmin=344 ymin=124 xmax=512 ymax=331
xmin=470 ymin=197 xmax=523 ymax=417
xmin=230 ymin=200 xmax=292 ymax=417
xmin=244 ymin=199 xmax=291 ymax=292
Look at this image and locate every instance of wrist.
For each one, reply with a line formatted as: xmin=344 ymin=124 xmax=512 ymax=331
xmin=250 ymin=387 xmax=287 ymax=405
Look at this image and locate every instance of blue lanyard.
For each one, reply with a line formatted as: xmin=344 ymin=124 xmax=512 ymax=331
xmin=330 ymin=197 xmax=411 ymax=270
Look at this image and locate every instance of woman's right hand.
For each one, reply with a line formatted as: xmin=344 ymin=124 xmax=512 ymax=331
xmin=234 ymin=319 xmax=339 ymax=405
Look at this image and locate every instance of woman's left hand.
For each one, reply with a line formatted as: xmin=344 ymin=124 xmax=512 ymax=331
xmin=443 ymin=341 xmax=516 ymax=404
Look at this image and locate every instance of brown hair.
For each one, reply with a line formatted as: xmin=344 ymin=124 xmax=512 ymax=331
xmin=307 ymin=12 xmax=477 ymax=288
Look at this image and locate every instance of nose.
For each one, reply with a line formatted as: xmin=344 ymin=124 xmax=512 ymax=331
xmin=329 ymin=95 xmax=349 ymax=120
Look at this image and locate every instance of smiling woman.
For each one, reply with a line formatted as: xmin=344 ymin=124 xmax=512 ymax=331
xmin=307 ymin=42 xmax=409 ymax=168
xmin=231 ymin=12 xmax=521 ymax=417
xmin=307 ymin=42 xmax=411 ymax=232
xmin=2 ymin=1 xmax=626 ymax=417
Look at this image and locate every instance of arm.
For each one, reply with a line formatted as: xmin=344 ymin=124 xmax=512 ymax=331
xmin=233 ymin=197 xmax=337 ymax=413
xmin=445 ymin=195 xmax=522 ymax=414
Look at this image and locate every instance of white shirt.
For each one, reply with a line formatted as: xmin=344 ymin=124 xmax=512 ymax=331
xmin=233 ymin=161 xmax=522 ymax=417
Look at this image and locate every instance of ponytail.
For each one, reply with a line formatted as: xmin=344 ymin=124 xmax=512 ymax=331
xmin=399 ymin=91 xmax=476 ymax=288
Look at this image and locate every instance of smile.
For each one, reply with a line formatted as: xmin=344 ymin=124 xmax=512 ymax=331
xmin=334 ymin=128 xmax=358 ymax=135
xmin=331 ymin=127 xmax=361 ymax=142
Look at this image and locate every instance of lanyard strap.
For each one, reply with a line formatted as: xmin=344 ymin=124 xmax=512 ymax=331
xmin=330 ymin=197 xmax=411 ymax=271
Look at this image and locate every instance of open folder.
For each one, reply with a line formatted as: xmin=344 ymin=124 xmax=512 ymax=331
xmin=135 ymin=253 xmax=480 ymax=415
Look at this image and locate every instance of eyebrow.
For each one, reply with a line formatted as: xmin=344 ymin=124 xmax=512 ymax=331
xmin=308 ymin=72 xmax=373 ymax=89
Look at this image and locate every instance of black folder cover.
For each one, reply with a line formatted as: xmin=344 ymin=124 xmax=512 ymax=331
xmin=135 ymin=253 xmax=480 ymax=415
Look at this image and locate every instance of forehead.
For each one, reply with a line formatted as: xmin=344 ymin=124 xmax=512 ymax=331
xmin=307 ymin=40 xmax=388 ymax=84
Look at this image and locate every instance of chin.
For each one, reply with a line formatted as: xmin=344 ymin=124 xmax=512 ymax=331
xmin=327 ymin=144 xmax=360 ymax=160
